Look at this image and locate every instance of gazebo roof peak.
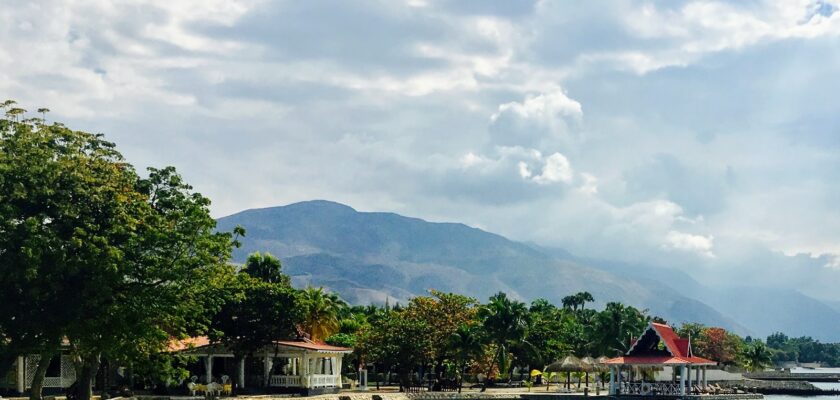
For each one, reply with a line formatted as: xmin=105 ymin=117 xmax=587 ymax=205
xmin=606 ymin=322 xmax=716 ymax=366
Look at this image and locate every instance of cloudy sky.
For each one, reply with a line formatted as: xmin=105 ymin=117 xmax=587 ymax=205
xmin=3 ymin=0 xmax=840 ymax=299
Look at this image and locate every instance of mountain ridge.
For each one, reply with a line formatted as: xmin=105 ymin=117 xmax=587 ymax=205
xmin=216 ymin=200 xmax=840 ymax=341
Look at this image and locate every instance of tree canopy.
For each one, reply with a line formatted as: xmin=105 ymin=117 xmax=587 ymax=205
xmin=0 ymin=105 xmax=241 ymax=400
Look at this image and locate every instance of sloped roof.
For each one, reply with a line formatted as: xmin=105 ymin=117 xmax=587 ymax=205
xmin=168 ymin=336 xmax=211 ymax=352
xmin=276 ymin=338 xmax=353 ymax=353
xmin=168 ymin=336 xmax=352 ymax=354
xmin=651 ymin=322 xmax=689 ymax=357
xmin=607 ymin=322 xmax=716 ymax=366
xmin=605 ymin=356 xmax=716 ymax=366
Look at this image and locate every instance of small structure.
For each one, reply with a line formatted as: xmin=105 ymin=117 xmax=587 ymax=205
xmin=606 ymin=322 xmax=716 ymax=396
xmin=4 ymin=352 xmax=77 ymax=395
xmin=171 ymin=336 xmax=352 ymax=395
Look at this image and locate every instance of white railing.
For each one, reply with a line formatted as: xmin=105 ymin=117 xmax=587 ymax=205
xmin=270 ymin=375 xmax=302 ymax=387
xmin=619 ymin=382 xmax=683 ymax=396
xmin=43 ymin=377 xmax=62 ymax=388
xmin=310 ymin=374 xmax=340 ymax=388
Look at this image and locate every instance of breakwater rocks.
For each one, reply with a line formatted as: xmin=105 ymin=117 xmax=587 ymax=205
xmin=613 ymin=395 xmax=762 ymax=400
xmin=744 ymin=371 xmax=840 ymax=382
xmin=720 ymin=379 xmax=840 ymax=395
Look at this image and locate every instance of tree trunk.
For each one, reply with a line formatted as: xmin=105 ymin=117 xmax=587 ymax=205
xmin=29 ymin=351 xmax=55 ymax=400
xmin=458 ymin=362 xmax=464 ymax=393
xmin=481 ymin=347 xmax=502 ymax=392
xmin=75 ymin=355 xmax=101 ymax=400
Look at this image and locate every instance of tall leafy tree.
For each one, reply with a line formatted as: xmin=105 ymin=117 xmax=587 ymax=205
xmin=575 ymin=292 xmax=594 ymax=311
xmin=0 ymin=112 xmax=240 ymax=400
xmin=300 ymin=287 xmax=346 ymax=342
xmin=210 ymin=251 xmax=301 ymax=389
xmin=447 ymin=324 xmax=484 ymax=392
xmin=741 ymin=341 xmax=773 ymax=372
xmin=355 ymin=311 xmax=434 ymax=390
xmin=243 ymin=252 xmax=287 ymax=284
xmin=209 ymin=272 xmax=302 ymax=389
xmin=403 ymin=290 xmax=478 ymax=367
xmin=589 ymin=302 xmax=649 ymax=356
xmin=478 ymin=292 xmax=529 ymax=391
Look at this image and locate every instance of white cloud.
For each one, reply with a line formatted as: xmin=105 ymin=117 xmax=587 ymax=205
xmin=664 ymin=230 xmax=716 ymax=258
xmin=4 ymin=0 xmax=840 ymax=300
xmin=486 ymin=89 xmax=584 ymax=161
xmin=532 ymin=152 xmax=574 ymax=184
xmin=491 ymin=90 xmax=582 ymax=126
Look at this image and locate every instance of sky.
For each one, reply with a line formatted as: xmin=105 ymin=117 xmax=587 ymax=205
xmin=2 ymin=0 xmax=840 ymax=300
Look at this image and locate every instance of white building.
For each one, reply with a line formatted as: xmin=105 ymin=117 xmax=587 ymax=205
xmin=171 ymin=336 xmax=353 ymax=395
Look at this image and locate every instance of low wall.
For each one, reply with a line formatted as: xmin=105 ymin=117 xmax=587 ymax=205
xmin=744 ymin=371 xmax=840 ymax=382
xmin=718 ymin=379 xmax=840 ymax=395
xmin=612 ymin=395 xmax=762 ymax=400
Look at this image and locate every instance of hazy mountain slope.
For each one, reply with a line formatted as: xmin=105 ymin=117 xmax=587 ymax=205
xmin=216 ymin=200 xmax=751 ymax=333
xmin=538 ymin=247 xmax=840 ymax=341
xmin=697 ymin=287 xmax=840 ymax=340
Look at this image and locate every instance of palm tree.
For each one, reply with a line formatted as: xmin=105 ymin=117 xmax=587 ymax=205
xmin=448 ymin=324 xmax=484 ymax=393
xmin=37 ymin=108 xmax=50 ymax=124
xmin=561 ymin=295 xmax=580 ymax=311
xmin=300 ymin=287 xmax=345 ymax=341
xmin=478 ymin=292 xmax=529 ymax=391
xmin=575 ymin=292 xmax=594 ymax=311
xmin=243 ymin=252 xmax=286 ymax=284
xmin=742 ymin=342 xmax=773 ymax=372
xmin=6 ymin=107 xmax=25 ymax=123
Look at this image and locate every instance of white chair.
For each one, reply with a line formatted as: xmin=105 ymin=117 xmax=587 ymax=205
xmin=207 ymin=382 xmax=223 ymax=396
xmin=187 ymin=382 xmax=197 ymax=396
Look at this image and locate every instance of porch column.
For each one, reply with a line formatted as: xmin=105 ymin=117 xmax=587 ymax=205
xmin=687 ymin=365 xmax=692 ymax=392
xmin=302 ymin=352 xmax=310 ymax=388
xmin=292 ymin=358 xmax=298 ymax=376
xmin=204 ymin=356 xmax=214 ymax=384
xmin=702 ymin=367 xmax=707 ymax=388
xmin=238 ymin=356 xmax=246 ymax=389
xmin=616 ymin=365 xmax=622 ymax=393
xmin=335 ymin=356 xmax=341 ymax=387
xmin=695 ymin=367 xmax=700 ymax=386
xmin=263 ymin=352 xmax=273 ymax=387
xmin=609 ymin=366 xmax=616 ymax=395
xmin=16 ymin=356 xmax=25 ymax=394
xmin=679 ymin=365 xmax=687 ymax=396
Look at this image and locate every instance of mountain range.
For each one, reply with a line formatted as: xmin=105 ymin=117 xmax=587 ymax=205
xmin=216 ymin=200 xmax=840 ymax=341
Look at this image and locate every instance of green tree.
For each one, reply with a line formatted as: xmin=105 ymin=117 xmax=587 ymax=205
xmin=447 ymin=324 xmax=484 ymax=392
xmin=575 ymin=292 xmax=595 ymax=311
xmin=403 ymin=290 xmax=478 ymax=370
xmin=209 ymin=273 xmax=302 ymax=389
xmin=355 ymin=311 xmax=434 ymax=390
xmin=300 ymin=287 xmax=346 ymax=341
xmin=741 ymin=341 xmax=773 ymax=372
xmin=561 ymin=295 xmax=580 ymax=311
xmin=525 ymin=306 xmax=574 ymax=368
xmin=0 ymin=114 xmax=241 ymax=400
xmin=766 ymin=332 xmax=789 ymax=349
xmin=478 ymin=292 xmax=529 ymax=391
xmin=589 ymin=302 xmax=649 ymax=356
xmin=243 ymin=252 xmax=288 ymax=284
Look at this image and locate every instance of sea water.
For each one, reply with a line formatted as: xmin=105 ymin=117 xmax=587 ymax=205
xmin=765 ymin=368 xmax=840 ymax=400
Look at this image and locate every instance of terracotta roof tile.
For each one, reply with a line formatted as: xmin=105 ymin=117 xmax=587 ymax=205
xmin=168 ymin=336 xmax=352 ymax=353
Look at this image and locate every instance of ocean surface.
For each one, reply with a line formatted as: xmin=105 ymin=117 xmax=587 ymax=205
xmin=765 ymin=368 xmax=840 ymax=400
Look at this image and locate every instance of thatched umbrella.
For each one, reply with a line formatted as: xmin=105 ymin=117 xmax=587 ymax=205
xmin=545 ymin=355 xmax=581 ymax=389
xmin=580 ymin=356 xmax=596 ymax=387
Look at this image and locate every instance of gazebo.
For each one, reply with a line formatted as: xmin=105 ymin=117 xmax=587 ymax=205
xmin=170 ymin=336 xmax=353 ymax=395
xmin=606 ymin=322 xmax=716 ymax=396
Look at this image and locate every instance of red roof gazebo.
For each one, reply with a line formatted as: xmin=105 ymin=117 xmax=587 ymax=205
xmin=606 ymin=322 xmax=716 ymax=396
